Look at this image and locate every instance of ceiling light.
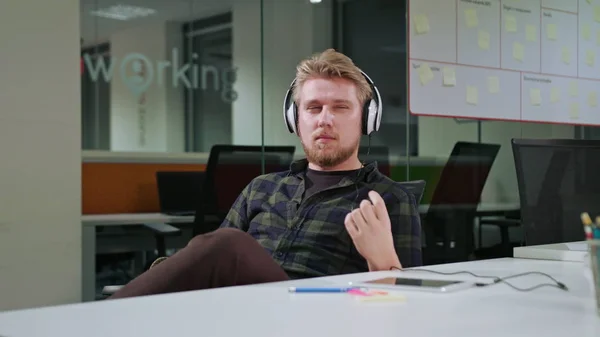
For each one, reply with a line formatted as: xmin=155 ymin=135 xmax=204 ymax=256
xmin=90 ymin=4 xmax=157 ymax=21
xmin=310 ymin=0 xmax=323 ymax=3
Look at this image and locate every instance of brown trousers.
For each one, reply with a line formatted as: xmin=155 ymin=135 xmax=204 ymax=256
xmin=109 ymin=228 xmax=290 ymax=299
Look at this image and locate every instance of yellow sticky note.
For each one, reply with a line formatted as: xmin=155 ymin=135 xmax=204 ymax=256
xmin=569 ymin=103 xmax=580 ymax=119
xmin=561 ymin=47 xmax=571 ymax=64
xmin=466 ymin=85 xmax=478 ymax=105
xmin=487 ymin=76 xmax=500 ymax=94
xmin=530 ymin=88 xmax=542 ymax=106
xmin=414 ymin=14 xmax=430 ymax=35
xmin=587 ymin=0 xmax=593 ymax=5
xmin=442 ymin=67 xmax=456 ymax=87
xmin=589 ymin=92 xmax=598 ymax=107
xmin=583 ymin=24 xmax=592 ymax=40
xmin=547 ymin=23 xmax=558 ymax=40
xmin=595 ymin=6 xmax=600 ymax=23
xmin=550 ymin=87 xmax=560 ymax=103
xmin=513 ymin=42 xmax=524 ymax=61
xmin=417 ymin=63 xmax=434 ymax=85
xmin=478 ymin=30 xmax=491 ymax=50
xmin=526 ymin=25 xmax=537 ymax=42
xmin=586 ymin=50 xmax=596 ymax=66
xmin=569 ymin=81 xmax=578 ymax=96
xmin=505 ymin=15 xmax=518 ymax=33
xmin=465 ymin=8 xmax=478 ymax=28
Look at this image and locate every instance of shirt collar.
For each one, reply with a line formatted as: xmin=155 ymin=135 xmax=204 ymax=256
xmin=288 ymin=158 xmax=380 ymax=182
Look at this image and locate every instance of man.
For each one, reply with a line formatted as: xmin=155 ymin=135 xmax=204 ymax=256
xmin=109 ymin=49 xmax=422 ymax=299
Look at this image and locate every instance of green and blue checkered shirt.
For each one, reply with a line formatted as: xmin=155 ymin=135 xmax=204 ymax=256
xmin=220 ymin=159 xmax=422 ymax=279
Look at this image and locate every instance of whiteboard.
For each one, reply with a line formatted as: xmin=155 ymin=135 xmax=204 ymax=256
xmin=408 ymin=0 xmax=600 ymax=125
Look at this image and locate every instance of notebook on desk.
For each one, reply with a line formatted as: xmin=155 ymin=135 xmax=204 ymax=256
xmin=156 ymin=171 xmax=204 ymax=216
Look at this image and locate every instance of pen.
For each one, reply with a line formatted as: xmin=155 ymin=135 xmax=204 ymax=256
xmin=288 ymin=287 xmax=357 ymax=293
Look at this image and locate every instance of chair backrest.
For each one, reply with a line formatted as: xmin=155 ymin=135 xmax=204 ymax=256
xmin=422 ymin=141 xmax=500 ymax=264
xmin=194 ymin=145 xmax=295 ymax=234
xmin=428 ymin=141 xmax=500 ymax=212
xmin=359 ymin=146 xmax=390 ymax=177
xmin=156 ymin=171 xmax=205 ymax=214
xmin=512 ymin=138 xmax=600 ymax=246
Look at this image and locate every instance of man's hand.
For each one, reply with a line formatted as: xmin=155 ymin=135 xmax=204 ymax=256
xmin=344 ymin=191 xmax=402 ymax=271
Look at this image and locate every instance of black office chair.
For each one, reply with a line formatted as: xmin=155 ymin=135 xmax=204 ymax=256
xmin=192 ymin=145 xmax=296 ymax=236
xmin=421 ymin=141 xmax=500 ymax=265
xmin=511 ymin=138 xmax=600 ymax=246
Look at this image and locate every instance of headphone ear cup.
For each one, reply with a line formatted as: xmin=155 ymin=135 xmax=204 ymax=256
xmin=286 ymin=103 xmax=298 ymax=135
xmin=363 ymin=99 xmax=378 ymax=135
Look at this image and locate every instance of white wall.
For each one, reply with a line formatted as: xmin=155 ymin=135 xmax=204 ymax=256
xmin=0 ymin=0 xmax=81 ymax=310
xmin=109 ymin=22 xmax=185 ymax=152
xmin=232 ymin=0 xmax=333 ymax=151
xmin=418 ymin=116 xmax=574 ymax=203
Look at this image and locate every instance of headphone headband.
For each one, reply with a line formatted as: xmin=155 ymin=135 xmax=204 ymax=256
xmin=283 ymin=70 xmax=383 ymax=136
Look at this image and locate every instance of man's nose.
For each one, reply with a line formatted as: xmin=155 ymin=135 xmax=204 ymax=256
xmin=317 ymin=107 xmax=334 ymax=126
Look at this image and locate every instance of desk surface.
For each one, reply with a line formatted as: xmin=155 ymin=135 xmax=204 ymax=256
xmin=1 ymin=258 xmax=597 ymax=337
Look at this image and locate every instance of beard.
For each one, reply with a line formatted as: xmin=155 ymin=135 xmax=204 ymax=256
xmin=301 ymin=131 xmax=360 ymax=169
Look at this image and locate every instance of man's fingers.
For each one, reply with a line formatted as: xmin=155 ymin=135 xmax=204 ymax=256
xmin=351 ymin=206 xmax=368 ymax=229
xmin=345 ymin=213 xmax=359 ymax=238
xmin=359 ymin=199 xmax=377 ymax=225
xmin=368 ymin=190 xmax=388 ymax=220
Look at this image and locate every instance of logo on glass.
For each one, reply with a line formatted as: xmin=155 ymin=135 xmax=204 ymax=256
xmin=82 ymin=48 xmax=238 ymax=103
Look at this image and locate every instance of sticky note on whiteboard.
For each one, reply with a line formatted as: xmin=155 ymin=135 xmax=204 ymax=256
xmin=583 ymin=24 xmax=592 ymax=40
xmin=595 ymin=6 xmax=600 ymax=23
xmin=465 ymin=9 xmax=478 ymax=28
xmin=526 ymin=25 xmax=537 ymax=42
xmin=505 ymin=16 xmax=518 ymax=33
xmin=478 ymin=30 xmax=491 ymax=50
xmin=589 ymin=92 xmax=598 ymax=107
xmin=487 ymin=76 xmax=500 ymax=94
xmin=442 ymin=67 xmax=456 ymax=87
xmin=569 ymin=81 xmax=579 ymax=96
xmin=586 ymin=50 xmax=596 ymax=66
xmin=417 ymin=63 xmax=434 ymax=85
xmin=561 ymin=47 xmax=571 ymax=64
xmin=569 ymin=103 xmax=580 ymax=119
xmin=550 ymin=87 xmax=560 ymax=103
xmin=513 ymin=42 xmax=524 ymax=61
xmin=414 ymin=14 xmax=430 ymax=35
xmin=530 ymin=89 xmax=542 ymax=106
xmin=597 ymin=29 xmax=600 ymax=46
xmin=466 ymin=86 xmax=478 ymax=105
xmin=547 ymin=24 xmax=558 ymax=40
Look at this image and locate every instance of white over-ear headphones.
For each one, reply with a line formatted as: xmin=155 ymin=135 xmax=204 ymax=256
xmin=282 ymin=70 xmax=383 ymax=136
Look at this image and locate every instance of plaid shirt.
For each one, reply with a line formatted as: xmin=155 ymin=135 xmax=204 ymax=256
xmin=220 ymin=159 xmax=422 ymax=279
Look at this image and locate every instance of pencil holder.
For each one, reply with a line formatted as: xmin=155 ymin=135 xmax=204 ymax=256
xmin=589 ymin=240 xmax=600 ymax=317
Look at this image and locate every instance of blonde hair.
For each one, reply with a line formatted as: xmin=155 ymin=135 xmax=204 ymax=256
xmin=292 ymin=48 xmax=372 ymax=106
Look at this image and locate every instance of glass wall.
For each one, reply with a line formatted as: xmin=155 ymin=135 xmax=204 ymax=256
xmin=81 ymin=0 xmax=597 ymax=260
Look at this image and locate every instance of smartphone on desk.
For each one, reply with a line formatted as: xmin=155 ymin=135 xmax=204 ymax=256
xmin=349 ymin=277 xmax=476 ymax=293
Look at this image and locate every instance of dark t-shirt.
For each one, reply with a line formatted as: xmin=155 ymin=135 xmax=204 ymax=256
xmin=304 ymin=168 xmax=361 ymax=200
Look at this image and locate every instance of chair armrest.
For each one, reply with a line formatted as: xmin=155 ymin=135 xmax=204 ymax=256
xmin=142 ymin=222 xmax=181 ymax=236
xmin=480 ymin=218 xmax=521 ymax=227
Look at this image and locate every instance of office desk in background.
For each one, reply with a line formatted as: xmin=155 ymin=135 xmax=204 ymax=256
xmin=82 ymin=213 xmax=194 ymax=302
xmin=1 ymin=258 xmax=598 ymax=337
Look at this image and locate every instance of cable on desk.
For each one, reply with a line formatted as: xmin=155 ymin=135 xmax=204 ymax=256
xmin=389 ymin=267 xmax=568 ymax=292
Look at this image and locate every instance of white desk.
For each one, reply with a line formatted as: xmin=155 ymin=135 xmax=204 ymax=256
xmin=514 ymin=241 xmax=589 ymax=262
xmin=1 ymin=258 xmax=598 ymax=337
xmin=82 ymin=213 xmax=194 ymax=302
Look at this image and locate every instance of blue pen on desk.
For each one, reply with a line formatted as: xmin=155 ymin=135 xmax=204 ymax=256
xmin=288 ymin=287 xmax=356 ymax=293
